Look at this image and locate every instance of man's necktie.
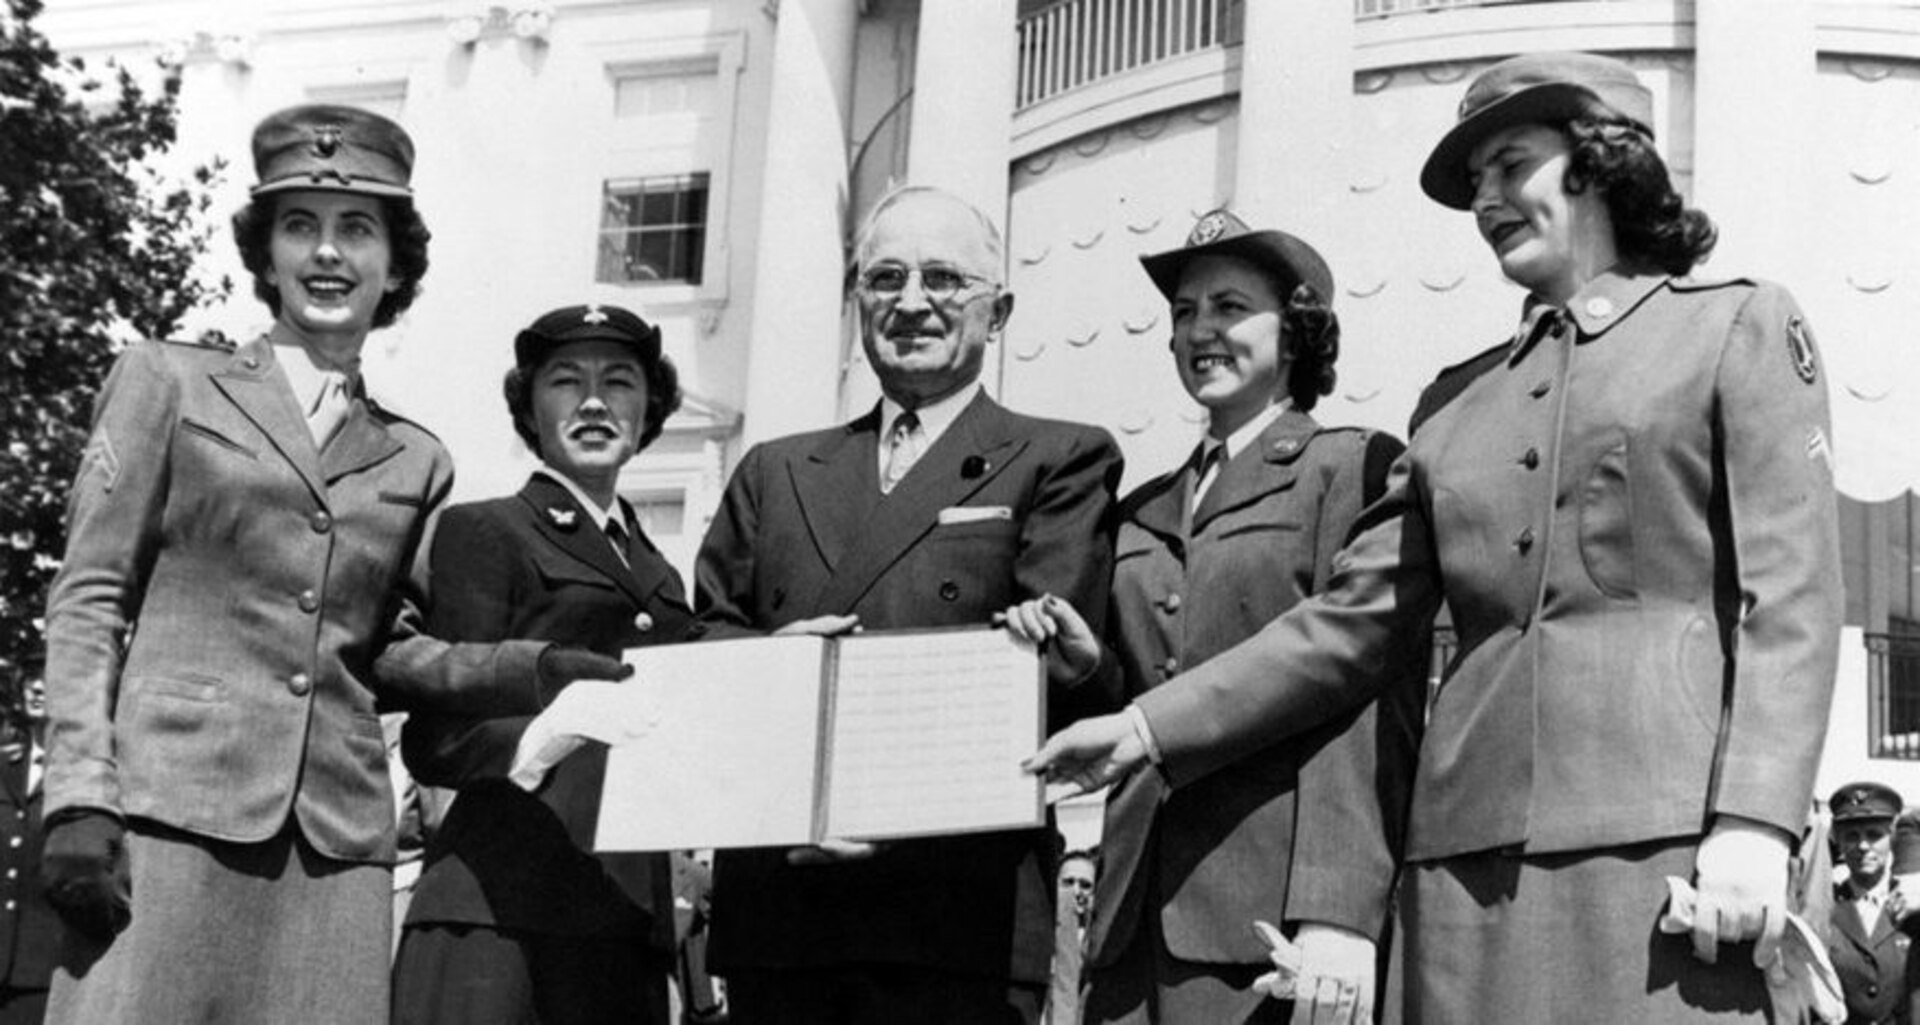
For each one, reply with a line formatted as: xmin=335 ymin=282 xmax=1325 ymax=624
xmin=881 ymin=411 xmax=922 ymax=495
xmin=307 ymin=371 xmax=352 ymax=448
xmin=605 ymin=518 xmax=632 ymax=569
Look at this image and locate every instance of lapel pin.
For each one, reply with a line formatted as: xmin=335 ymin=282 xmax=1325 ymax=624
xmin=962 ymin=455 xmax=988 ymax=479
xmin=546 ymin=506 xmax=579 ymax=532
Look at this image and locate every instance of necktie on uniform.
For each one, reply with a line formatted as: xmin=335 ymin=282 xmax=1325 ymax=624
xmin=605 ymin=517 xmax=632 ymax=569
xmin=1191 ymin=437 xmax=1227 ymax=510
xmin=881 ymin=410 xmax=923 ymax=495
xmin=306 ymin=370 xmax=353 ymax=448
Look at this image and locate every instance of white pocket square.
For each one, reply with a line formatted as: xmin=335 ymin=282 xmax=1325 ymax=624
xmin=937 ymin=505 xmax=1013 ymax=525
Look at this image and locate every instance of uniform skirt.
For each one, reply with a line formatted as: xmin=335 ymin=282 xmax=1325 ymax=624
xmin=1397 ymin=838 xmax=1771 ymax=1024
xmin=47 ymin=821 xmax=391 ymax=1025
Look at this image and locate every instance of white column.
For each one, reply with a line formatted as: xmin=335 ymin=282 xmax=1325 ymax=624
xmin=1692 ymin=0 xmax=1815 ymax=279
xmin=739 ymin=0 xmax=860 ymax=448
xmin=1232 ymin=0 xmax=1352 ymax=251
xmin=905 ymin=0 xmax=1016 ymax=234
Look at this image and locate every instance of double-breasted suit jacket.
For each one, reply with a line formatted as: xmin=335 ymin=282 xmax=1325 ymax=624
xmin=1090 ymin=411 xmax=1419 ymax=970
xmin=400 ymin=473 xmax=694 ymax=948
xmin=1136 ymin=270 xmax=1843 ymax=864
xmin=43 ymin=337 xmax=551 ymax=864
xmin=695 ymin=391 xmax=1123 ymax=985
xmin=1829 ymin=895 xmax=1917 ymax=1025
xmin=0 ymin=747 xmax=56 ymax=1010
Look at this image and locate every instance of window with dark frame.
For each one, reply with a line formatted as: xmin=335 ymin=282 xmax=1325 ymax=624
xmin=597 ymin=173 xmax=709 ymax=285
xmin=1870 ymin=618 xmax=1920 ymax=759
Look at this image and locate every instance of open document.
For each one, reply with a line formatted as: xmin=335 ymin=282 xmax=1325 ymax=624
xmin=587 ymin=628 xmax=1045 ymax=851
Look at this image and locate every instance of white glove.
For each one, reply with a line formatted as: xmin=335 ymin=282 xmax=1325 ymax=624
xmin=1252 ymin=919 xmax=1377 ymax=1025
xmin=508 ymin=679 xmax=659 ymax=790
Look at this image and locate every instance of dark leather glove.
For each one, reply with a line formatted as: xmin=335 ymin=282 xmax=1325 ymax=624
xmin=535 ymin=645 xmax=633 ymax=704
xmin=40 ymin=811 xmax=132 ymax=942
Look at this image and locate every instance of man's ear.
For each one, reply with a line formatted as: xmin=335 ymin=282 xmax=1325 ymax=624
xmin=989 ymin=291 xmax=1016 ymax=334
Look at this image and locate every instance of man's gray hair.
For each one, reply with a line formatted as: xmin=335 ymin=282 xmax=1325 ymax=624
xmin=848 ymin=184 xmax=1006 ymax=287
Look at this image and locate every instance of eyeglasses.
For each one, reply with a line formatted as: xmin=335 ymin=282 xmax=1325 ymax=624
xmin=856 ymin=264 xmax=995 ymax=301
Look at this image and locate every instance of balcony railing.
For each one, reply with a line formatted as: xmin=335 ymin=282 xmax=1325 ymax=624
xmin=1016 ymin=0 xmax=1241 ymax=110
xmin=1353 ymin=0 xmax=1550 ymax=17
xmin=1868 ymin=632 xmax=1920 ymax=759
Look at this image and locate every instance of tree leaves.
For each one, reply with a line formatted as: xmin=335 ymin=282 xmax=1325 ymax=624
xmin=0 ymin=0 xmax=226 ymax=719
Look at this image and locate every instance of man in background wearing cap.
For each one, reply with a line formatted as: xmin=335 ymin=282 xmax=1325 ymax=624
xmin=1829 ymin=783 xmax=1919 ymax=1025
xmin=691 ymin=184 xmax=1123 ymax=1023
xmin=390 ymin=304 xmax=693 ymax=1025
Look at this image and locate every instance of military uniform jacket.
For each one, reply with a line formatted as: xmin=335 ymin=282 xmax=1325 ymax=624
xmin=1828 ymin=892 xmax=1916 ymax=1025
xmin=1090 ymin=411 xmax=1419 ymax=968
xmin=1137 ymin=270 xmax=1843 ymax=859
xmin=694 ymin=391 xmax=1123 ymax=984
xmin=401 ymin=474 xmax=694 ymax=947
xmin=42 ymin=338 xmax=550 ymax=863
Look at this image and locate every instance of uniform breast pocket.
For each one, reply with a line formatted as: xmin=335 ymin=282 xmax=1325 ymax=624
xmin=1577 ymin=436 xmax=1637 ymax=599
xmin=178 ymin=417 xmax=259 ymax=462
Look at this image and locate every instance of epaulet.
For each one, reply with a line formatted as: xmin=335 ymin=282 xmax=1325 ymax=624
xmin=1409 ymin=341 xmax=1507 ymax=435
xmin=1668 ymin=274 xmax=1755 ymax=293
xmin=155 ymin=329 xmax=237 ymax=353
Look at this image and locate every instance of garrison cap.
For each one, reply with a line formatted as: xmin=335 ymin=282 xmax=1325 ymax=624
xmin=1139 ymin=209 xmax=1334 ymax=304
xmin=1830 ymin=781 xmax=1903 ymax=823
xmin=513 ymin=304 xmax=662 ymax=369
xmin=250 ymin=104 xmax=415 ymax=200
xmin=1421 ymin=51 xmax=1654 ymax=210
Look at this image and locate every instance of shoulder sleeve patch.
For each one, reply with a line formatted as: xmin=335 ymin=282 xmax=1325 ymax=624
xmin=1786 ymin=316 xmax=1818 ymax=385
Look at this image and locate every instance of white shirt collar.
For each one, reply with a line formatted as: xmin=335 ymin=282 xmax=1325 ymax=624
xmin=1207 ymin=398 xmax=1293 ymax=463
xmin=533 ymin=467 xmax=627 ymax=534
xmin=880 ymin=382 xmax=980 ymax=450
xmin=270 ymin=338 xmax=361 ymax=415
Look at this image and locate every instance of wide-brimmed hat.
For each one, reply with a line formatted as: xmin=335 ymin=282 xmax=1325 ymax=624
xmin=1139 ymin=209 xmax=1334 ymax=303
xmin=250 ymin=104 xmax=415 ymax=200
xmin=1420 ymin=51 xmax=1653 ymax=210
xmin=1831 ymin=781 xmax=1903 ymax=823
xmin=513 ymin=303 xmax=662 ymax=369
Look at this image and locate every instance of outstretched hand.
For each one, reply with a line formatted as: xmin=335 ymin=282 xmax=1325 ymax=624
xmin=1020 ymin=711 xmax=1147 ymax=798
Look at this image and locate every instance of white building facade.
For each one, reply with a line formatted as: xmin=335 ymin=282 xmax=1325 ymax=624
xmin=38 ymin=0 xmax=1920 ymax=812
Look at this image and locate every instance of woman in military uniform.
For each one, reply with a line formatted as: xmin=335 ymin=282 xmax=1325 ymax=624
xmin=1027 ymin=51 xmax=1843 ymax=1023
xmin=38 ymin=105 xmax=624 ymax=1024
xmin=1004 ymin=212 xmax=1420 ymax=1024
xmin=391 ymin=304 xmax=693 ymax=1025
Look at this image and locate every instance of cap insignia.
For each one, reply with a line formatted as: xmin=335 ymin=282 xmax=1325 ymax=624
xmin=1189 ymin=211 xmax=1228 ymax=246
xmin=582 ymin=305 xmax=609 ymax=326
xmin=310 ymin=124 xmax=342 ymax=159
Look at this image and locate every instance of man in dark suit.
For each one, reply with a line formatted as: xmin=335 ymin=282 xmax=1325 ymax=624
xmin=693 ymin=185 xmax=1124 ymax=1024
xmin=0 ymin=675 xmax=54 ymax=1025
xmin=1829 ymin=782 xmax=1917 ymax=1025
xmin=391 ymin=304 xmax=694 ymax=1024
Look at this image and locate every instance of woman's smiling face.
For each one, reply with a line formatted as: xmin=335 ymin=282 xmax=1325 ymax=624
xmin=1169 ymin=254 xmax=1290 ymax=435
xmin=265 ymin=190 xmax=398 ymax=341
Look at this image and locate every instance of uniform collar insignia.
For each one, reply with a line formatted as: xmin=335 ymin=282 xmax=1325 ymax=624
xmin=546 ymin=505 xmax=579 ymax=531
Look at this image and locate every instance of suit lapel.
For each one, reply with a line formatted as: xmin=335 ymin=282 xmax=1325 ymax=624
xmin=810 ymin=393 xmax=1026 ymax=614
xmin=320 ymin=388 xmax=405 ymax=484
xmin=1191 ymin=409 xmax=1316 ymax=532
xmin=516 ymin=475 xmax=651 ymax=606
xmin=1833 ymin=894 xmax=1876 ymax=950
xmin=614 ymin=497 xmax=680 ymax=604
xmin=209 ymin=338 xmax=328 ymax=506
xmin=788 ymin=411 xmax=883 ymax=575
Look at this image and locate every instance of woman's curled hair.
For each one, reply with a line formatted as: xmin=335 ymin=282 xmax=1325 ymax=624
xmin=230 ymin=196 xmax=432 ymax=330
xmin=1563 ymin=117 xmax=1716 ymax=276
xmin=1282 ymin=282 xmax=1338 ymax=413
